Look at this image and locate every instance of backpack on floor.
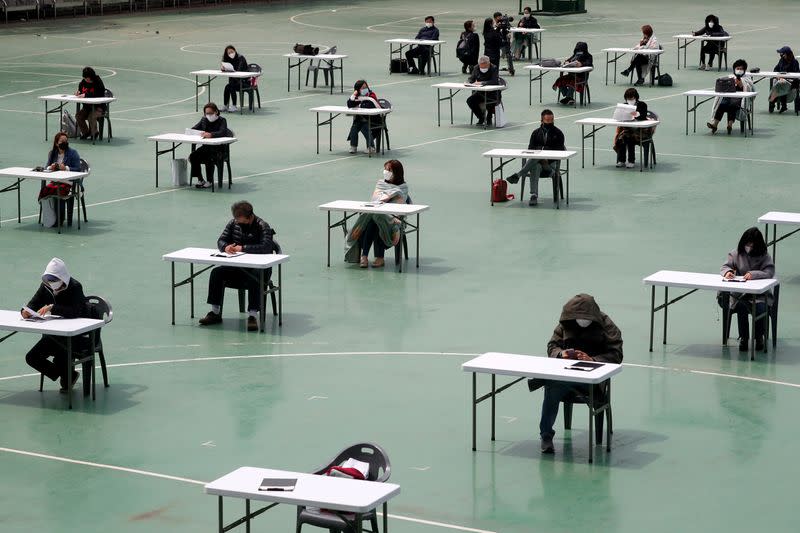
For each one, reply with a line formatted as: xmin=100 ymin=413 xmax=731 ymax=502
xmin=492 ymin=178 xmax=514 ymax=203
xmin=61 ymin=110 xmax=77 ymax=138
xmin=390 ymin=58 xmax=408 ymax=73
xmin=656 ymin=73 xmax=673 ymax=87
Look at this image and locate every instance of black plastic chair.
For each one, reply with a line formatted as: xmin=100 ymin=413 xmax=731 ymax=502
xmin=518 ymin=161 xmax=564 ymax=207
xmin=720 ymin=284 xmax=779 ymax=353
xmin=97 ymin=88 xmax=113 ymax=142
xmin=37 ymin=158 xmax=88 ymax=229
xmin=241 ymin=64 xmax=261 ymax=111
xmin=296 ymin=443 xmax=391 ymax=533
xmin=562 ymin=381 xmax=612 ymax=446
xmin=374 ymin=98 xmax=392 ymax=153
xmin=235 ymin=241 xmax=281 ymax=319
xmin=306 ymin=46 xmax=338 ymax=88
xmin=640 ymin=111 xmax=658 ymax=169
xmin=187 ymin=138 xmax=233 ymax=192
xmin=627 ymin=46 xmax=662 ymax=86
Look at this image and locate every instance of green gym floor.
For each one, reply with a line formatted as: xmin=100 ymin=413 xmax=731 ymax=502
xmin=1 ymin=1 xmax=799 ymax=531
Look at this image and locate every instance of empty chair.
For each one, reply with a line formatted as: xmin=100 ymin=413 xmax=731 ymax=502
xmin=306 ymin=45 xmax=337 ymax=88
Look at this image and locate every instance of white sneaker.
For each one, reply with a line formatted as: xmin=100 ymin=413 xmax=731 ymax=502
xmin=699 ymin=63 xmax=706 ymax=71
xmin=368 ymin=146 xmax=376 ymax=155
xmin=219 ymin=105 xmax=229 ymax=112
xmin=228 ymin=105 xmax=239 ymax=112
xmin=625 ymin=162 xmax=636 ymax=169
xmin=615 ymin=161 xmax=625 ymax=168
xmin=349 ymin=145 xmax=357 ymax=154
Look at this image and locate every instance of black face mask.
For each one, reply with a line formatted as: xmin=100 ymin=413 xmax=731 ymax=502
xmin=542 ymin=122 xmax=554 ymax=129
xmin=58 ymin=142 xmax=68 ymax=150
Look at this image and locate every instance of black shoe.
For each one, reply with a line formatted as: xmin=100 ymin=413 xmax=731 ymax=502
xmin=565 ymin=98 xmax=575 ymax=106
xmin=634 ymin=78 xmax=645 ymax=86
xmin=527 ymin=378 xmax=545 ymax=392
xmin=508 ymin=69 xmax=515 ymax=76
xmin=779 ymin=105 xmax=788 ymax=113
xmin=769 ymin=102 xmax=775 ymax=113
xmin=755 ymin=337 xmax=765 ymax=351
xmin=506 ymin=173 xmax=520 ymax=184
xmin=461 ymin=64 xmax=467 ymax=74
xmin=706 ymin=122 xmax=718 ymax=134
xmin=739 ymin=339 xmax=749 ymax=352
xmin=79 ymin=134 xmax=90 ymax=140
xmin=559 ymin=97 xmax=571 ymax=105
xmin=199 ymin=311 xmax=222 ymax=326
xmin=528 ymin=195 xmax=538 ymax=206
xmin=541 ymin=435 xmax=555 ymax=454
xmin=59 ymin=371 xmax=79 ymax=393
xmin=620 ymin=68 xmax=631 ymax=76
xmin=247 ymin=316 xmax=259 ymax=332
xmin=408 ymin=67 xmax=419 ymax=75
xmin=726 ymin=123 xmax=733 ymax=135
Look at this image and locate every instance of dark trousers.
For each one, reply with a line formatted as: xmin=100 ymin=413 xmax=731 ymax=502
xmin=224 ymin=79 xmax=250 ymax=106
xmin=207 ymin=266 xmax=261 ymax=312
xmin=25 ymin=335 xmax=87 ymax=382
xmin=405 ymin=46 xmax=431 ymax=72
xmin=189 ymin=145 xmax=222 ymax=180
xmin=467 ymin=92 xmax=497 ymax=122
xmin=733 ymin=299 xmax=766 ymax=341
xmin=486 ymin=49 xmax=500 ymax=69
xmin=615 ymin=135 xmax=636 ymax=163
xmin=359 ymin=220 xmax=386 ymax=258
xmin=630 ymin=53 xmax=649 ymax=79
xmin=347 ymin=118 xmax=376 ymax=148
xmin=540 ymin=381 xmax=590 ymax=438
xmin=714 ymin=101 xmax=740 ymax=122
xmin=75 ymin=105 xmax=104 ymax=137
xmin=700 ymin=42 xmax=718 ymax=65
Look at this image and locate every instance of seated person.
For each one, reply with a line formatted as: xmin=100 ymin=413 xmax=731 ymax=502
xmin=75 ymin=66 xmax=107 ymax=140
xmin=613 ymin=88 xmax=649 ymax=168
xmin=506 ymin=109 xmax=565 ymax=206
xmin=457 ymin=20 xmax=481 ymax=74
xmin=530 ymin=294 xmax=623 ymax=454
xmin=199 ymin=201 xmax=278 ymax=332
xmin=620 ymin=25 xmax=659 ymax=85
xmin=406 ymin=16 xmax=439 ymax=74
xmin=221 ymin=44 xmax=250 ymax=113
xmin=22 ymin=258 xmax=90 ymax=392
xmin=512 ymin=7 xmax=540 ymax=60
xmin=707 ymin=59 xmax=755 ymax=135
xmin=769 ymin=46 xmax=799 ymax=113
xmin=189 ymin=103 xmax=232 ymax=189
xmin=693 ymin=14 xmax=726 ymax=70
xmin=346 ymin=80 xmax=381 ymax=155
xmin=466 ymin=55 xmax=500 ymax=126
xmin=721 ymin=227 xmax=775 ymax=351
xmin=553 ymin=42 xmax=593 ymax=105
xmin=39 ymin=132 xmax=82 ymax=227
xmin=345 ymin=160 xmax=409 ymax=268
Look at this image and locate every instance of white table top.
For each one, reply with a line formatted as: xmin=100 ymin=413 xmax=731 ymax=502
xmin=509 ymin=28 xmax=546 ymax=34
xmin=0 ymin=309 xmax=104 ymax=337
xmin=751 ymin=71 xmax=800 ymax=79
xmin=205 ymin=467 xmax=400 ymax=513
xmin=432 ymin=82 xmax=507 ymax=91
xmin=39 ymin=93 xmax=116 ymax=104
xmin=0 ymin=166 xmax=89 ymax=182
xmin=673 ymin=34 xmax=731 ymax=41
xmin=758 ymin=211 xmax=800 ymax=225
xmin=191 ymin=69 xmax=261 ymax=79
xmin=575 ymin=118 xmax=660 ymax=128
xmin=319 ymin=200 xmax=429 ymax=215
xmin=602 ymin=47 xmax=664 ymax=55
xmin=642 ymin=270 xmax=778 ymax=294
xmin=482 ymin=148 xmax=577 ymax=159
xmin=283 ymin=53 xmax=348 ymax=59
xmin=525 ymin=65 xmax=593 ymax=73
xmin=309 ymin=106 xmax=391 ymax=116
xmin=147 ymin=133 xmax=237 ymax=145
xmin=162 ymin=247 xmax=289 ymax=269
xmin=385 ymin=38 xmax=445 ymax=45
xmin=463 ymin=352 xmax=622 ymax=384
xmin=684 ymin=90 xmax=757 ymax=98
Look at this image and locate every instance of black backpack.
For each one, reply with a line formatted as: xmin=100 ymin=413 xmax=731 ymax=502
xmin=456 ymin=33 xmax=469 ymax=61
xmin=656 ymin=73 xmax=673 ymax=87
xmin=715 ymin=76 xmax=736 ymax=93
xmin=293 ymin=43 xmax=319 ymax=56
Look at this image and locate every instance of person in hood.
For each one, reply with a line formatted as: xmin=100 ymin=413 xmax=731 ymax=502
xmin=531 ymin=294 xmax=623 ymax=454
xmin=220 ymin=45 xmax=250 ymax=113
xmin=506 ymin=109 xmax=566 ymax=206
xmin=707 ymin=59 xmax=754 ymax=135
xmin=346 ymin=80 xmax=381 ymax=155
xmin=406 ymin=16 xmax=439 ymax=74
xmin=22 ymin=258 xmax=89 ymax=391
xmin=693 ymin=14 xmax=725 ymax=70
xmin=188 ymin=102 xmax=233 ymax=189
xmin=553 ymin=42 xmax=593 ymax=105
xmin=199 ymin=201 xmax=278 ymax=332
xmin=721 ymin=227 xmax=775 ymax=352
xmin=769 ymin=46 xmax=799 ymax=113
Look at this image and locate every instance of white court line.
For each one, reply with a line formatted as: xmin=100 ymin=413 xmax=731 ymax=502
xmin=0 ymin=445 xmax=497 ymax=533
xmin=365 ymin=11 xmax=451 ymax=32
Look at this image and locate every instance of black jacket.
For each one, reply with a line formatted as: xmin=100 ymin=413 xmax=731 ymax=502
xmin=518 ymin=15 xmax=540 ymax=29
xmin=26 ymin=279 xmax=87 ymax=319
xmin=217 ymin=216 xmax=276 ymax=254
xmin=528 ymin=124 xmax=566 ymax=151
xmin=483 ymin=29 xmax=504 ymax=54
xmin=77 ymin=77 xmax=107 ymax=110
xmin=191 ymin=116 xmax=232 ymax=138
xmin=694 ymin=15 xmax=725 ymax=36
xmin=468 ymin=64 xmax=500 ymax=85
xmin=633 ymin=100 xmax=648 ymax=121
xmin=223 ymin=53 xmax=249 ymax=72
xmin=566 ymin=42 xmax=593 ymax=67
xmin=458 ymin=31 xmax=480 ymax=64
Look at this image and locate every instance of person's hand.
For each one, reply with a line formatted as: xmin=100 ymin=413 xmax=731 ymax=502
xmin=77 ymin=93 xmax=85 ymax=98
xmin=744 ymin=272 xmax=753 ymax=280
xmin=201 ymin=132 xmax=212 ymax=139
xmin=48 ymin=164 xmax=57 ymax=171
xmin=724 ymin=271 xmax=735 ymax=279
xmin=574 ymin=350 xmax=594 ymax=361
xmin=230 ymin=244 xmax=243 ymax=253
xmin=37 ymin=304 xmax=53 ymax=316
xmin=21 ymin=308 xmax=32 ymax=319
xmin=352 ymin=90 xmax=359 ymax=99
xmin=224 ymin=244 xmax=235 ymax=254
xmin=59 ymin=163 xmax=66 ymax=171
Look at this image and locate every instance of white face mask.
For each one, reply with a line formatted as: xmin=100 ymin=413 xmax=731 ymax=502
xmin=360 ymin=87 xmax=369 ymax=96
xmin=734 ymin=69 xmax=744 ymax=76
xmin=576 ymin=318 xmax=592 ymax=328
xmin=205 ymin=113 xmax=218 ymax=122
xmin=479 ymin=67 xmax=489 ymax=73
xmin=626 ymin=99 xmax=636 ymax=106
xmin=708 ymin=22 xmax=715 ymax=28
xmin=227 ymin=51 xmax=236 ymax=59
xmin=47 ymin=280 xmax=62 ymax=291
xmin=744 ymin=245 xmax=753 ymax=254
xmin=425 ymin=22 xmax=433 ymax=28
xmin=524 ymin=13 xmax=530 ymax=18
xmin=383 ymin=169 xmax=393 ymax=180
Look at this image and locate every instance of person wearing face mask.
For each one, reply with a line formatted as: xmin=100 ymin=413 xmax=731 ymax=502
xmin=506 ymin=109 xmax=565 ymax=206
xmin=406 ymin=16 xmax=439 ymax=75
xmin=693 ymin=14 xmax=725 ymax=70
xmin=346 ymin=80 xmax=381 ymax=155
xmin=769 ymin=46 xmax=799 ymax=113
xmin=220 ymin=45 xmax=250 ymax=113
xmin=74 ymin=66 xmax=107 ymax=140
xmin=189 ymin=103 xmax=233 ymax=189
xmin=39 ymin=132 xmax=82 ymax=227
xmin=344 ymin=160 xmax=409 ymax=268
xmin=553 ymin=42 xmax=593 ymax=105
xmin=466 ymin=56 xmax=501 ymax=126
xmin=721 ymin=227 xmax=775 ymax=351
xmin=528 ymin=293 xmax=623 ymax=454
xmin=511 ymin=7 xmax=540 ymax=61
xmin=481 ymin=17 xmax=504 ymax=71
xmin=707 ymin=59 xmax=755 ymax=135
xmin=199 ymin=201 xmax=278 ymax=332
xmin=620 ymin=25 xmax=659 ymax=86
xmin=457 ymin=20 xmax=481 ymax=74
xmin=22 ymin=258 xmax=90 ymax=392
xmin=613 ymin=88 xmax=649 ymax=168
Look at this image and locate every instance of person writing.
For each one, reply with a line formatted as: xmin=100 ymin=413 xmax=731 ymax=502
xmin=346 ymin=80 xmax=381 ymax=155
xmin=693 ymin=14 xmax=726 ymax=70
xmin=529 ymin=294 xmax=623 ymax=454
xmin=707 ymin=59 xmax=754 ymax=135
xmin=220 ymin=45 xmax=250 ymax=113
xmin=406 ymin=16 xmax=439 ymax=75
xmin=769 ymin=46 xmax=799 ymax=113
xmin=721 ymin=227 xmax=775 ymax=351
xmin=23 ymin=258 xmax=90 ymax=392
xmin=613 ymin=88 xmax=649 ymax=168
xmin=506 ymin=109 xmax=565 ymax=206
xmin=199 ymin=201 xmax=278 ymax=332
xmin=75 ymin=66 xmax=107 ymax=140
xmin=189 ymin=103 xmax=232 ymax=189
xmin=466 ymin=55 xmax=500 ymax=126
xmin=620 ymin=25 xmax=659 ymax=86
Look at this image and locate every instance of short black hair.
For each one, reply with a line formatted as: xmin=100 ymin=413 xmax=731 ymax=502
xmin=624 ymin=87 xmax=640 ymax=100
xmin=737 ymin=227 xmax=767 ymax=256
xmin=493 ymin=11 xmax=502 ymax=18
xmin=231 ymin=201 xmax=254 ymax=218
xmin=732 ymin=58 xmax=748 ymax=70
xmin=82 ymin=66 xmax=96 ymax=79
xmin=541 ymin=109 xmax=554 ymax=117
xmin=425 ymin=16 xmax=434 ymax=22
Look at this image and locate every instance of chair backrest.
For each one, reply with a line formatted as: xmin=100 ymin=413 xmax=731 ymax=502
xmin=378 ymin=98 xmax=392 ymax=110
xmin=314 ymin=442 xmax=391 ymax=482
xmin=323 ymin=45 xmax=337 ymax=55
xmin=85 ymin=295 xmax=113 ymax=323
xmin=272 ymin=239 xmax=282 ymax=254
xmin=79 ymin=158 xmax=90 ymax=172
xmin=248 ymin=63 xmax=261 ymax=73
